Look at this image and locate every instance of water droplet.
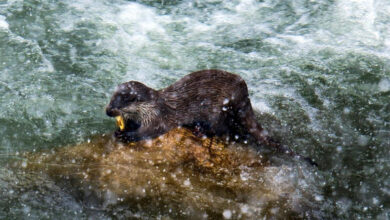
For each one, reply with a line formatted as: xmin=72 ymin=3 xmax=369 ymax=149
xmin=240 ymin=204 xmax=249 ymax=214
xmin=315 ymin=195 xmax=323 ymax=201
xmin=223 ymin=210 xmax=232 ymax=219
xmin=372 ymin=197 xmax=379 ymax=205
xmin=184 ymin=178 xmax=191 ymax=186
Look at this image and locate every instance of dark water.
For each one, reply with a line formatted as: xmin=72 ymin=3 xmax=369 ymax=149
xmin=0 ymin=0 xmax=389 ymax=219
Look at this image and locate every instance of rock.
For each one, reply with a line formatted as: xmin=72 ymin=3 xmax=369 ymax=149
xmin=14 ymin=128 xmax=322 ymax=219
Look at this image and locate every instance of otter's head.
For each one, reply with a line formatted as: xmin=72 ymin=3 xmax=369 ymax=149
xmin=106 ymin=81 xmax=160 ymax=133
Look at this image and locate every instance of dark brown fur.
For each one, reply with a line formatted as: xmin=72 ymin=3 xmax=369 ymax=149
xmin=106 ymin=70 xmax=316 ymax=165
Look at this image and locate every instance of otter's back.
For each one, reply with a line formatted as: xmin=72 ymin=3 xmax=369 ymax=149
xmin=162 ymin=69 xmax=247 ymax=95
xmin=160 ymin=70 xmax=249 ymax=123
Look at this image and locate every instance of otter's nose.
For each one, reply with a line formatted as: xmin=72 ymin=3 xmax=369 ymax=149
xmin=105 ymin=106 xmax=121 ymax=117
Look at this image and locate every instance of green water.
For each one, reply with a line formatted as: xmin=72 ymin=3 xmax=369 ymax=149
xmin=0 ymin=0 xmax=389 ymax=219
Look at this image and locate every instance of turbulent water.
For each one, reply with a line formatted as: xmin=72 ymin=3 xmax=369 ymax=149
xmin=0 ymin=0 xmax=389 ymax=219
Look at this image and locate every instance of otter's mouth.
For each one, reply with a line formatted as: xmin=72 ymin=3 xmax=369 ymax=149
xmin=115 ymin=116 xmax=125 ymax=131
xmin=115 ymin=115 xmax=141 ymax=132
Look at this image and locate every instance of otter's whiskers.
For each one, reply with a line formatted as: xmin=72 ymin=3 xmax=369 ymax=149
xmin=137 ymin=103 xmax=159 ymax=126
xmin=122 ymin=103 xmax=159 ymax=127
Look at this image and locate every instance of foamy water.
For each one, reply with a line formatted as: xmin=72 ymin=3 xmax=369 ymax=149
xmin=0 ymin=0 xmax=389 ymax=218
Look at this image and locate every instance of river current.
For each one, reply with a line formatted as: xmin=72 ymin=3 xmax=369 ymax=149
xmin=0 ymin=0 xmax=389 ymax=219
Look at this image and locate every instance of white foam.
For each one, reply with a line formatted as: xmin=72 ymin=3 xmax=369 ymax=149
xmin=333 ymin=0 xmax=380 ymax=45
xmin=118 ymin=3 xmax=169 ymax=35
xmin=0 ymin=15 xmax=9 ymax=30
xmin=280 ymin=34 xmax=313 ymax=45
xmin=252 ymin=100 xmax=272 ymax=113
xmin=191 ymin=22 xmax=211 ymax=33
xmin=378 ymin=78 xmax=390 ymax=92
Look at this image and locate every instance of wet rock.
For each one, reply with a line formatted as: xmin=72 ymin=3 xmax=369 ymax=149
xmin=14 ymin=128 xmax=323 ymax=219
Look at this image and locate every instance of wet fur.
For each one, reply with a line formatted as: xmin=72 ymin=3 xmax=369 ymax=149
xmin=106 ymin=69 xmax=317 ymax=165
xmin=106 ymin=70 xmax=260 ymax=141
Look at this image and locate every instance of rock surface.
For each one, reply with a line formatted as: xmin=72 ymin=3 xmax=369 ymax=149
xmin=15 ymin=128 xmax=322 ymax=219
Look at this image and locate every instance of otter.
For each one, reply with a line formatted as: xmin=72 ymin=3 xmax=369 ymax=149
xmin=106 ymin=69 xmax=316 ymax=165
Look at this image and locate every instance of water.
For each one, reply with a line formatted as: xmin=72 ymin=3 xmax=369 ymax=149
xmin=0 ymin=0 xmax=389 ymax=218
